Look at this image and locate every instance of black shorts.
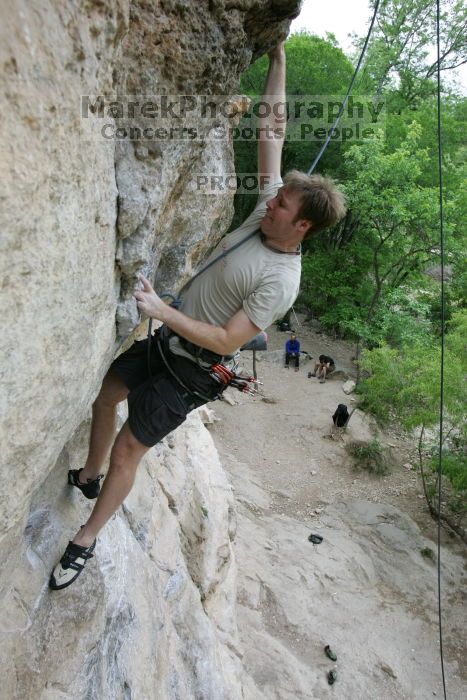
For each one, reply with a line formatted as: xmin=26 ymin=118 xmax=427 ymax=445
xmin=111 ymin=332 xmax=222 ymax=447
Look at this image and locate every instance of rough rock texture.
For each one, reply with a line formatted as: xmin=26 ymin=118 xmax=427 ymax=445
xmin=221 ymin=455 xmax=467 ymax=700
xmin=0 ymin=1 xmax=301 ymax=697
xmin=1 ymin=409 xmax=243 ymax=698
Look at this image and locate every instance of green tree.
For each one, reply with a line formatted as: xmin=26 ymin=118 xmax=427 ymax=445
xmin=344 ymin=123 xmax=441 ymax=322
xmin=356 ymin=0 xmax=467 ymax=105
xmin=300 ymin=123 xmax=448 ymax=342
xmin=358 ymin=309 xmax=467 ymax=536
xmin=384 ymin=96 xmax=467 ymax=190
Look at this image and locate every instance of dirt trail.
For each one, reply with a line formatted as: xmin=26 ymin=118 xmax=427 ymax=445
xmin=206 ymin=317 xmax=467 ymax=699
xmin=212 ymin=317 xmax=432 ymax=529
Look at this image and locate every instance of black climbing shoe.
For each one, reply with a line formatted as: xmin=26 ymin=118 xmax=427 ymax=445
xmin=327 ymin=670 xmax=337 ymax=685
xmin=49 ymin=539 xmax=96 ymax=590
xmin=68 ymin=469 xmax=103 ymax=499
xmin=308 ymin=533 xmax=323 ymax=544
xmin=325 ymin=645 xmax=337 ymax=662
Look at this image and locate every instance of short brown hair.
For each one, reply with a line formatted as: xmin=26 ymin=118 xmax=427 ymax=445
xmin=283 ymin=170 xmax=346 ymax=238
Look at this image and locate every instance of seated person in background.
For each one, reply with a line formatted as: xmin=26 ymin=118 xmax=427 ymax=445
xmin=332 ymin=403 xmax=349 ymax=427
xmin=311 ymin=353 xmax=335 ymax=383
xmin=285 ymin=333 xmax=300 ymax=371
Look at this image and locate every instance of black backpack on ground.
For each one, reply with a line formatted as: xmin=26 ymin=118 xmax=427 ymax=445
xmin=278 ymin=320 xmax=291 ymax=332
xmin=332 ymin=404 xmax=349 ymax=427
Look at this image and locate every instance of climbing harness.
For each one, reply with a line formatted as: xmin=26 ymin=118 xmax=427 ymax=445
xmin=143 ymin=228 xmax=266 ymax=399
xmin=144 ymin=227 xmax=266 ymax=396
xmin=153 ymin=326 xmax=262 ymax=402
xmin=154 ymin=327 xmax=214 ymax=403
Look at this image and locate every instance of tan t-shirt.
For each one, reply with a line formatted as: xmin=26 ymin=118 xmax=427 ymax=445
xmin=170 ymin=178 xmax=301 ymax=361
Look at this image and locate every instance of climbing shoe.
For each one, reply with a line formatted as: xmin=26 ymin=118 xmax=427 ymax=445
xmin=49 ymin=539 xmax=96 ymax=590
xmin=308 ymin=533 xmax=323 ymax=544
xmin=327 ymin=670 xmax=337 ymax=685
xmin=68 ymin=469 xmax=103 ymax=499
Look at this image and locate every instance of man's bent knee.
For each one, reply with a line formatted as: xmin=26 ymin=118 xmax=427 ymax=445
xmin=110 ymin=422 xmax=150 ymax=468
xmin=96 ymin=369 xmax=130 ymax=407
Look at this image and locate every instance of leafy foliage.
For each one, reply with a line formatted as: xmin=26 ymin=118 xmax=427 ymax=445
xmin=357 ymin=0 xmax=467 ymax=104
xmin=300 ymin=124 xmax=453 ymax=342
xmin=358 ymin=312 xmax=466 ymax=429
xmin=358 ymin=310 xmax=467 ymax=501
xmin=346 ymin=438 xmax=389 ymax=475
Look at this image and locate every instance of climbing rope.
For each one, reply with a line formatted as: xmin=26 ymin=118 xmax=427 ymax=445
xmin=307 ymin=0 xmax=381 ymax=175
xmin=305 ymin=0 xmax=448 ymax=693
xmin=435 ymin=0 xmax=447 ymax=696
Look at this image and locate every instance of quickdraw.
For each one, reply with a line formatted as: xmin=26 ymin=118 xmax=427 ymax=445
xmin=209 ymin=362 xmax=262 ymax=396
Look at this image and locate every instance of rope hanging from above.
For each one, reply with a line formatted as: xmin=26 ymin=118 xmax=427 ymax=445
xmin=307 ymin=0 xmax=381 ymax=175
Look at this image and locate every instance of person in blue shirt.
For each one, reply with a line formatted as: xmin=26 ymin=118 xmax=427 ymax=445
xmin=285 ymin=333 xmax=300 ymax=371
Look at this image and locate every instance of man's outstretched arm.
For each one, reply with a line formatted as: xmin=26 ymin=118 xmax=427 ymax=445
xmin=258 ymin=42 xmax=286 ymax=180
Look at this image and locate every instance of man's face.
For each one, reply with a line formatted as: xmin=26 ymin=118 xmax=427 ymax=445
xmin=261 ymin=186 xmax=311 ymax=242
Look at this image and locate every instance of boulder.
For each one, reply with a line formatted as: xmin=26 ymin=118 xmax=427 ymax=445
xmin=342 ymin=379 xmax=356 ymax=394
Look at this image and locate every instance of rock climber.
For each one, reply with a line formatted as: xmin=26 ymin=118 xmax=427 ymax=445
xmin=50 ymin=41 xmax=346 ymax=589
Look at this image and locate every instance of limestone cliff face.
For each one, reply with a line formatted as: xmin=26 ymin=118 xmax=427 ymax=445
xmin=0 ymin=1 xmax=300 ymax=697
